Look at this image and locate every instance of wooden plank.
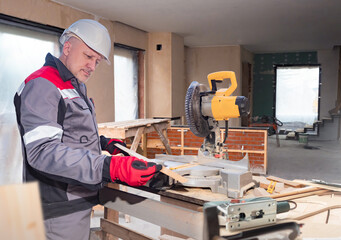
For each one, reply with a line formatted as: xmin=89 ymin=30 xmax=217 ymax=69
xmin=0 ymin=182 xmax=45 ymax=240
xmin=98 ymin=120 xmax=170 ymax=139
xmin=98 ymin=119 xmax=169 ymax=129
xmin=263 ymin=131 xmax=268 ymax=172
xmin=103 ymin=183 xmax=120 ymax=240
xmin=293 ymin=179 xmax=341 ymax=192
xmin=293 ymin=204 xmax=341 ymax=221
xmin=141 ymin=133 xmax=147 ymax=157
xmin=169 ymin=163 xmax=200 ymax=170
xmin=266 ymin=176 xmax=304 ymax=188
xmin=253 ymin=187 xmax=270 ymax=197
xmin=114 ymin=143 xmax=188 ymax=183
xmin=98 ymin=127 xmax=126 ymax=139
xmin=124 ymin=122 xmax=169 ymax=138
xmin=130 ymin=127 xmax=145 ymax=152
xmin=153 ymin=124 xmax=172 ymax=154
xmin=269 ymin=186 xmax=322 ymax=199
xmin=151 ymin=145 xmax=265 ymax=154
xmin=181 ymin=128 xmax=185 ymax=155
xmin=101 ymin=218 xmax=154 ymax=240
xmin=275 ymin=189 xmax=330 ymax=201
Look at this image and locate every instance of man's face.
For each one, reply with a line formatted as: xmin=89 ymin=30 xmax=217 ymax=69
xmin=62 ymin=37 xmax=103 ymax=83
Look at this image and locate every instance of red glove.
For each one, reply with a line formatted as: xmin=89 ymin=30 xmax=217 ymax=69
xmin=100 ymin=135 xmax=128 ymax=156
xmin=110 ymin=156 xmax=162 ymax=186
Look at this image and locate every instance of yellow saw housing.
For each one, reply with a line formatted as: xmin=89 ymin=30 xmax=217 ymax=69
xmin=201 ymin=71 xmax=248 ymax=121
xmin=210 ymin=71 xmax=239 ymax=120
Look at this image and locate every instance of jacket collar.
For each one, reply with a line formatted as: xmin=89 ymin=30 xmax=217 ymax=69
xmin=44 ymin=53 xmax=75 ymax=82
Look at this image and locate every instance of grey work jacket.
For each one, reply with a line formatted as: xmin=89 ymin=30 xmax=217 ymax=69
xmin=14 ymin=53 xmax=111 ymax=219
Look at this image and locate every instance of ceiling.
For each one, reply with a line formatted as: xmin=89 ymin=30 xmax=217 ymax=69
xmin=53 ymin=0 xmax=341 ymax=53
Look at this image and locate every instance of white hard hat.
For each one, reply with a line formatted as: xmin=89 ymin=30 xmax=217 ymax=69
xmin=60 ymin=19 xmax=112 ymax=64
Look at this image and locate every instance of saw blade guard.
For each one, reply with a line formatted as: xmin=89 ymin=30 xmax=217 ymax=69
xmin=185 ymin=81 xmax=210 ymax=137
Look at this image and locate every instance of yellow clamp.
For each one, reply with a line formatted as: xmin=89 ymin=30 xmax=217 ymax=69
xmin=267 ymin=181 xmax=277 ymax=194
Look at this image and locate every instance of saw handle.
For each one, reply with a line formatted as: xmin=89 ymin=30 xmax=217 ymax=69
xmin=207 ymin=71 xmax=237 ymax=96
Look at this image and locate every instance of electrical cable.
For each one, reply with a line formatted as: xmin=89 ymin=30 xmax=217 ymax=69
xmin=223 ymin=121 xmax=228 ymax=143
xmin=277 ymin=200 xmax=297 ymax=211
xmin=287 ymin=200 xmax=298 ymax=210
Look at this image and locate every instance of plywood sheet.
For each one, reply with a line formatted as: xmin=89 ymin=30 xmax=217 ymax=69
xmin=0 ymin=182 xmax=45 ymax=240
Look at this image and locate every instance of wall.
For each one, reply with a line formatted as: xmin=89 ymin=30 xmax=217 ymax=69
xmin=146 ymin=32 xmax=185 ymax=119
xmin=317 ymin=48 xmax=339 ymax=118
xmin=185 ymin=45 xmax=243 ymax=127
xmin=147 ymin=33 xmax=172 ymax=117
xmin=253 ymin=50 xmax=340 ymax=121
xmin=171 ymin=34 xmax=186 ymax=119
xmin=253 ymin=52 xmax=318 ymax=118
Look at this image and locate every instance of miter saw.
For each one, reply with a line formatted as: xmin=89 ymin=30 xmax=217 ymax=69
xmin=155 ymin=71 xmax=254 ymax=198
xmin=185 ymin=71 xmax=249 ymax=159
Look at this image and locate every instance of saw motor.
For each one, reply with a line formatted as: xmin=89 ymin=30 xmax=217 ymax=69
xmin=185 ymin=71 xmax=250 ymax=159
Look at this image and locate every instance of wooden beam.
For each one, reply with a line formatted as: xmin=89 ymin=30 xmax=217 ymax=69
xmin=130 ymin=126 xmax=145 ymax=152
xmin=101 ymin=218 xmax=154 ymax=240
xmin=266 ymin=176 xmax=304 ymax=188
xmin=153 ymin=124 xmax=172 ymax=154
xmin=269 ymin=187 xmax=322 ymax=199
xmin=293 ymin=179 xmax=341 ymax=192
xmin=103 ymin=184 xmax=120 ymax=240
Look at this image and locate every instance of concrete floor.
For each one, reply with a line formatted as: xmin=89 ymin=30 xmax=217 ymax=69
xmin=267 ymin=135 xmax=341 ymax=183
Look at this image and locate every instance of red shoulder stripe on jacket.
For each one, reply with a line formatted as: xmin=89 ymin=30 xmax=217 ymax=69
xmin=25 ymin=66 xmax=74 ymax=90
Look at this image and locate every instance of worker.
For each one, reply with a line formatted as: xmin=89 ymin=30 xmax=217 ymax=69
xmin=13 ymin=19 xmax=161 ymax=240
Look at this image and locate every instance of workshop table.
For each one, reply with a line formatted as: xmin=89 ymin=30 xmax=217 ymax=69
xmin=97 ymin=182 xmax=341 ymax=240
xmin=97 ymin=119 xmax=173 ymax=239
xmin=98 ymin=183 xmax=228 ymax=240
xmin=98 ymin=118 xmax=172 ymax=155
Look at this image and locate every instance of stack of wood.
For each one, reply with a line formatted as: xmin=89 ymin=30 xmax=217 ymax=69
xmin=251 ymin=175 xmax=338 ymax=201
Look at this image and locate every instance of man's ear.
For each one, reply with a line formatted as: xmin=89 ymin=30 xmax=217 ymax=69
xmin=62 ymin=41 xmax=71 ymax=56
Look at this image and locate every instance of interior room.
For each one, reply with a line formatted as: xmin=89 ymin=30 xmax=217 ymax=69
xmin=1 ymin=0 xmax=341 ymax=239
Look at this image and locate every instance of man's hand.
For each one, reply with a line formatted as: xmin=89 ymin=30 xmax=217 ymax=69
xmin=100 ymin=135 xmax=128 ymax=156
xmin=110 ymin=156 xmax=162 ymax=186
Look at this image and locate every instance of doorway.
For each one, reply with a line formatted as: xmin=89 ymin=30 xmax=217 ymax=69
xmin=274 ymin=65 xmax=320 ymax=132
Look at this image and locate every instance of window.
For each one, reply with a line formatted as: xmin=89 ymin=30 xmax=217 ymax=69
xmin=114 ymin=45 xmax=144 ymax=121
xmin=0 ymin=17 xmax=61 ymax=184
xmin=275 ymin=65 xmax=320 ymax=132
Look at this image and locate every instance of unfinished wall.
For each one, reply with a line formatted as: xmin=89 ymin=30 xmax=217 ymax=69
xmin=171 ymin=34 xmax=186 ymax=120
xmin=317 ymin=48 xmax=339 ymax=118
xmin=185 ymin=45 xmax=243 ymax=127
xmin=252 ymin=50 xmax=340 ymax=122
xmin=113 ymin=22 xmax=148 ymax=50
xmin=146 ymin=32 xmax=185 ymax=119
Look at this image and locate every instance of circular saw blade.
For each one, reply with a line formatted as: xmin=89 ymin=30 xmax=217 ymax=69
xmin=185 ymin=81 xmax=210 ymax=137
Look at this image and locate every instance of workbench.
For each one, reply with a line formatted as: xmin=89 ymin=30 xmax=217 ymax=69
xmin=98 ymin=118 xmax=172 ymax=155
xmin=96 ymin=119 xmax=341 ymax=239
xmin=97 ymin=182 xmax=341 ymax=240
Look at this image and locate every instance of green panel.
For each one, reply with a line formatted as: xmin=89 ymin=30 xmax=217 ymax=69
xmin=252 ymin=52 xmax=318 ymax=117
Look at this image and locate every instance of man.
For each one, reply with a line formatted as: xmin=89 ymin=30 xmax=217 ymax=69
xmin=14 ymin=19 xmax=161 ymax=240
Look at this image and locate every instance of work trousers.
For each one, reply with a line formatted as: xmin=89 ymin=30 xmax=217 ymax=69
xmin=44 ymin=208 xmax=92 ymax=240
